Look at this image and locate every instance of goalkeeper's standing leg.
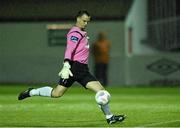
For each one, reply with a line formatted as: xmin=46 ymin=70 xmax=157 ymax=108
xmin=86 ymin=81 xmax=126 ymax=124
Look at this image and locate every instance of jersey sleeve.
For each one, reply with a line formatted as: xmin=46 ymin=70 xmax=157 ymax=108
xmin=64 ymin=32 xmax=82 ymax=60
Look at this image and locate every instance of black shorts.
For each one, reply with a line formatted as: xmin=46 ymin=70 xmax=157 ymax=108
xmin=58 ymin=61 xmax=97 ymax=88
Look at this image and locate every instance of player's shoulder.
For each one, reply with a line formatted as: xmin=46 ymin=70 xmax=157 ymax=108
xmin=68 ymin=26 xmax=85 ymax=38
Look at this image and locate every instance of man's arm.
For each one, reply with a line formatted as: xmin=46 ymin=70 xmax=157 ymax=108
xmin=64 ymin=32 xmax=82 ymax=60
xmin=58 ymin=32 xmax=82 ymax=80
xmin=58 ymin=60 xmax=73 ymax=80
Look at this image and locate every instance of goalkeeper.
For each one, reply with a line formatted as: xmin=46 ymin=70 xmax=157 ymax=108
xmin=18 ymin=10 xmax=126 ymax=124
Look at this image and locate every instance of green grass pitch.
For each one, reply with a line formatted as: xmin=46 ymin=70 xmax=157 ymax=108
xmin=0 ymin=85 xmax=180 ymax=127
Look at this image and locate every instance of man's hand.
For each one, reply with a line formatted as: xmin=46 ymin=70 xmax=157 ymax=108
xmin=58 ymin=61 xmax=73 ymax=79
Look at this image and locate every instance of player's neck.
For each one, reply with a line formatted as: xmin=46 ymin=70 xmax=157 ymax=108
xmin=75 ymin=23 xmax=84 ymax=31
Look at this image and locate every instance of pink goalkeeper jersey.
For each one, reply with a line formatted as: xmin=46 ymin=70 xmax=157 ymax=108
xmin=64 ymin=26 xmax=90 ymax=64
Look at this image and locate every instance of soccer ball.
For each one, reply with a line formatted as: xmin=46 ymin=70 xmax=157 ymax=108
xmin=95 ymin=90 xmax=111 ymax=105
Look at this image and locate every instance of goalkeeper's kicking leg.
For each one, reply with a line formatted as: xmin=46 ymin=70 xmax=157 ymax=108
xmin=18 ymin=61 xmax=73 ymax=100
xmin=86 ymin=81 xmax=126 ymax=124
xmin=18 ymin=85 xmax=68 ymax=100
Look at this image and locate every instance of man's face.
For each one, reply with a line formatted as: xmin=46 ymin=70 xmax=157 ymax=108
xmin=77 ymin=14 xmax=90 ymax=29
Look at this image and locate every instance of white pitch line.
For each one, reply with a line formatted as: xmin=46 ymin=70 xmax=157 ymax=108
xmin=137 ymin=119 xmax=180 ymax=127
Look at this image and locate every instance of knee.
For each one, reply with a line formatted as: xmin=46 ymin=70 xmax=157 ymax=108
xmin=51 ymin=90 xmax=64 ymax=98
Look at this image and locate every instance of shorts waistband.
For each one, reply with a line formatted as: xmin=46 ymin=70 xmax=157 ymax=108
xmin=71 ymin=61 xmax=88 ymax=68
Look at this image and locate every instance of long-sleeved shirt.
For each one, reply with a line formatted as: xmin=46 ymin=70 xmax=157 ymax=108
xmin=92 ymin=39 xmax=110 ymax=64
xmin=64 ymin=26 xmax=90 ymax=64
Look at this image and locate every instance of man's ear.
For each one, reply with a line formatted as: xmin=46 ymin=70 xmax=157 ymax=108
xmin=77 ymin=17 xmax=80 ymax=22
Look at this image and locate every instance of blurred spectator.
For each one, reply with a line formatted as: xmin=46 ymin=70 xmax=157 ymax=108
xmin=92 ymin=32 xmax=111 ymax=86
